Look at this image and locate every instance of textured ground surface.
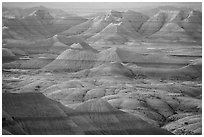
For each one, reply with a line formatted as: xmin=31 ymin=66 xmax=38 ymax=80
xmin=2 ymin=5 xmax=202 ymax=135
xmin=2 ymin=48 xmax=202 ymax=134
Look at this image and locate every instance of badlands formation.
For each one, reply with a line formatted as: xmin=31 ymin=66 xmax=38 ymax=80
xmin=2 ymin=5 xmax=202 ymax=135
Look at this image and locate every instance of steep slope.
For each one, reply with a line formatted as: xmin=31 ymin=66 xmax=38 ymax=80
xmin=3 ymin=35 xmax=87 ymax=54
xmin=43 ymin=47 xmax=131 ymax=72
xmin=23 ymin=6 xmax=78 ymax=18
xmin=2 ymin=92 xmax=83 ymax=135
xmin=142 ymin=6 xmax=191 ymax=16
xmin=3 ymin=110 xmax=27 ymax=135
xmin=3 ymin=9 xmax=54 ymax=40
xmin=88 ymin=22 xmax=141 ymax=44
xmin=2 ymin=48 xmax=15 ymax=57
xmin=3 ymin=7 xmax=87 ymax=40
xmin=139 ymin=11 xmax=166 ymax=36
xmin=70 ymin=42 xmax=99 ymax=53
xmin=3 ymin=5 xmax=74 ymax=18
xmin=3 ymin=6 xmax=24 ymax=18
xmin=163 ymin=114 xmax=201 ymax=134
xmin=61 ymin=19 xmax=94 ymax=36
xmin=10 ymin=48 xmax=27 ymax=56
xmin=88 ymin=10 xmax=148 ymax=44
xmin=96 ymin=47 xmax=123 ymax=66
xmin=75 ymin=99 xmax=173 ymax=135
xmin=88 ymin=62 xmax=135 ymax=78
xmin=148 ymin=10 xmax=201 ymax=41
xmin=3 ymin=35 xmax=95 ymax=70
xmin=103 ymin=47 xmax=188 ymax=65
xmin=61 ymin=13 xmax=113 ymax=38
xmin=109 ymin=10 xmax=123 ymax=18
xmin=80 ymin=15 xmax=113 ymax=38
xmin=121 ymin=10 xmax=149 ymax=32
xmin=43 ymin=48 xmax=98 ymax=72
xmin=139 ymin=9 xmax=202 ymax=42
xmin=149 ymin=23 xmax=193 ymax=41
xmin=178 ymin=58 xmax=202 ymax=79
xmin=127 ymin=57 xmax=201 ymax=80
xmin=88 ymin=23 xmax=127 ymax=44
xmin=62 ymin=10 xmax=148 ymax=44
xmin=2 ymin=48 xmax=16 ymax=63
xmin=55 ymin=46 xmax=190 ymax=71
xmin=51 ymin=15 xmax=87 ymax=35
xmin=50 ymin=35 xmax=86 ymax=53
xmin=180 ymin=10 xmax=202 ymax=40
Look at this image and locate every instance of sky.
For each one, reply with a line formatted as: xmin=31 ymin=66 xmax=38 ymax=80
xmin=3 ymin=2 xmax=202 ymax=16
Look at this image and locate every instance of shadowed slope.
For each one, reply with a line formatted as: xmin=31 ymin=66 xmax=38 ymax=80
xmin=2 ymin=92 xmax=83 ymax=135
xmin=2 ymin=48 xmax=16 ymax=63
xmin=2 ymin=110 xmax=27 ymax=135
